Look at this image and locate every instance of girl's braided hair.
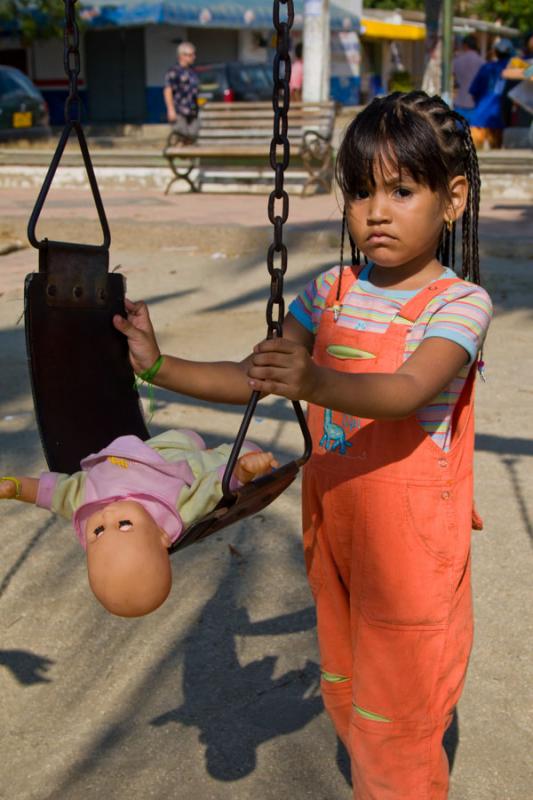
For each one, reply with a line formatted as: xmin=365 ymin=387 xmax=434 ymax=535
xmin=335 ymin=91 xmax=481 ymax=285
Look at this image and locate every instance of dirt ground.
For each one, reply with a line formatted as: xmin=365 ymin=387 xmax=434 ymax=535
xmin=0 ymin=187 xmax=532 ymax=800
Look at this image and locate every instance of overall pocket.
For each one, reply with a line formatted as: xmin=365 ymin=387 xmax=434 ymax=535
xmin=361 ymin=480 xmax=458 ymax=628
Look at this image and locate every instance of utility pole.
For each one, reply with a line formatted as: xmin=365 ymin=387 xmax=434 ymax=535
xmin=422 ymin=0 xmax=442 ymax=95
xmin=441 ymin=0 xmax=454 ymax=104
xmin=302 ymin=0 xmax=330 ymax=101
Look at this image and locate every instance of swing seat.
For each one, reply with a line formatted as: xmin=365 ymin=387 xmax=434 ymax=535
xmin=25 ymin=240 xmax=149 ymax=475
xmin=169 ymin=460 xmax=299 ymax=552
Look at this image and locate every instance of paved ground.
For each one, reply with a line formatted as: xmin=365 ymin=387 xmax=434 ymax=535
xmin=0 ymin=186 xmax=532 ymax=800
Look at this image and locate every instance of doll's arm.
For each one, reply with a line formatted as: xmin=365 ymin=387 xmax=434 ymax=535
xmin=0 ymin=472 xmax=85 ymax=521
xmin=234 ymin=452 xmax=279 ymax=484
xmin=176 ymin=444 xmax=275 ymax=529
xmin=0 ymin=477 xmax=39 ymax=504
xmin=48 ymin=473 xmax=86 ymax=519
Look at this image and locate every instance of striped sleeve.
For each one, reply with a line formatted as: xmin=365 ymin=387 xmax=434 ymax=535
xmin=422 ymin=283 xmax=493 ymax=364
xmin=289 ymin=266 xmax=340 ymax=334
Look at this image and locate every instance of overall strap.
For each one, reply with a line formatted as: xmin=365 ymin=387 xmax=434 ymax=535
xmin=397 ymin=278 xmax=461 ymax=323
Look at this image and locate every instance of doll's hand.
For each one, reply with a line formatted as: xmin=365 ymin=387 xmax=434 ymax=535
xmin=234 ymin=452 xmax=279 ymax=484
xmin=113 ymin=299 xmax=161 ymax=375
xmin=248 ymin=337 xmax=321 ymax=402
xmin=0 ymin=478 xmax=18 ymax=499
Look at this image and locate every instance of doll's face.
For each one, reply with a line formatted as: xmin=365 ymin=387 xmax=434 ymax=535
xmin=85 ymin=500 xmax=172 ymax=617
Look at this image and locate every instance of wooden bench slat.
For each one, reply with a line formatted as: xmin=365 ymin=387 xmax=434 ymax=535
xmin=198 ymin=119 xmax=333 ymax=128
xmin=194 ymin=129 xmax=331 ymax=138
xmin=166 ymin=146 xmax=271 ymax=157
xmin=201 ymin=101 xmax=335 ymax=110
xmin=200 ymin=111 xmax=334 ymax=120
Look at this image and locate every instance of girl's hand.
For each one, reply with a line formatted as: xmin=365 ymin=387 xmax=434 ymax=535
xmin=113 ymin=299 xmax=161 ymax=375
xmin=248 ymin=337 xmax=321 ymax=402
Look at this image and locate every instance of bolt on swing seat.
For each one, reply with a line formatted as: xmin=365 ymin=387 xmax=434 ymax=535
xmin=25 ymin=0 xmax=310 ymax=552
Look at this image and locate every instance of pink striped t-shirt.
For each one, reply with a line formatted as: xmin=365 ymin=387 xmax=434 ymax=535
xmin=289 ymin=264 xmax=492 ymax=452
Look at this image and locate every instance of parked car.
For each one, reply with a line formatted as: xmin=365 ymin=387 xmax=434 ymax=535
xmin=0 ymin=65 xmax=51 ymax=140
xmin=196 ymin=62 xmax=273 ymax=104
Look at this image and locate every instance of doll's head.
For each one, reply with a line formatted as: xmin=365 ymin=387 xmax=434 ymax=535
xmin=85 ymin=499 xmax=172 ymax=617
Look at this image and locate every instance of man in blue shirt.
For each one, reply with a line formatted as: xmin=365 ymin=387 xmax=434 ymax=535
xmin=469 ymin=38 xmax=513 ymax=149
xmin=163 ymin=42 xmax=200 ymax=144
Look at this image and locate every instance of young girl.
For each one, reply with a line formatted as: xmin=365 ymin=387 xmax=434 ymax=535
xmin=113 ymin=92 xmax=492 ymax=797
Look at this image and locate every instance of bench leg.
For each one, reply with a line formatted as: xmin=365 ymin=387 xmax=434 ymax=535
xmin=300 ymin=134 xmax=334 ymax=197
xmin=301 ymin=171 xmax=332 ymax=197
xmin=164 ymin=158 xmax=200 ymax=194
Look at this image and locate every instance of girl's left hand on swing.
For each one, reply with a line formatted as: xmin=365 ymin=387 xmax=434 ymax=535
xmin=248 ymin=338 xmax=321 ymax=401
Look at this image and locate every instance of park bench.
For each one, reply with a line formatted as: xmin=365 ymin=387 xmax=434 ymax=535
xmin=162 ymin=100 xmax=337 ymax=196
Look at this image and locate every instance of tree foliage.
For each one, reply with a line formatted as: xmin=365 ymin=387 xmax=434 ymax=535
xmin=366 ymin=0 xmax=532 ymax=37
xmin=0 ymin=0 xmax=68 ymax=42
xmin=473 ymin=0 xmax=533 ymax=36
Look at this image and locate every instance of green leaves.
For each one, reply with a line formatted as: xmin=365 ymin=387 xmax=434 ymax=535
xmin=0 ymin=0 xmax=76 ymax=43
xmin=365 ymin=0 xmax=532 ymax=36
xmin=473 ymin=0 xmax=533 ymax=35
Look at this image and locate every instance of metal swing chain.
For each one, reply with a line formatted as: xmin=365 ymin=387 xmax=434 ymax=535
xmin=219 ymin=0 xmax=313 ymax=501
xmin=267 ymin=0 xmax=294 ymax=338
xmin=29 ymin=0 xmax=111 ymax=248
xmin=63 ymin=0 xmax=81 ymax=123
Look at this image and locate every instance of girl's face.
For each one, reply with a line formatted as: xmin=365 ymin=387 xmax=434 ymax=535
xmin=346 ymin=159 xmax=452 ymax=275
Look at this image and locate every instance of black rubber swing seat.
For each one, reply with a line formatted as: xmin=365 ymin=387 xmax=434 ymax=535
xmin=25 ymin=120 xmax=149 ymax=475
xmin=169 ymin=459 xmax=300 ymax=552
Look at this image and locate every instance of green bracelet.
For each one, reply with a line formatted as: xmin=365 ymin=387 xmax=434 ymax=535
xmin=135 ymin=355 xmax=164 ymax=420
xmin=138 ymin=355 xmax=164 ymax=384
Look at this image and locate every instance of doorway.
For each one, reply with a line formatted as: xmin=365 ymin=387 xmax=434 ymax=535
xmin=85 ymin=28 xmax=146 ymax=123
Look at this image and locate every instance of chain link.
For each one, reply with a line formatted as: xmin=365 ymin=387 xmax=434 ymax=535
xmin=63 ymin=0 xmax=81 ymax=122
xmin=266 ymin=0 xmax=293 ymax=338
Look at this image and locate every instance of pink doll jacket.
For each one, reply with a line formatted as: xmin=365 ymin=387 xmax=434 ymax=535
xmin=36 ymin=430 xmax=255 ymax=548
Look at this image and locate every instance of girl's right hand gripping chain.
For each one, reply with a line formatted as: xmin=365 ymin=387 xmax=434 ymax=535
xmin=113 ymin=299 xmax=161 ymax=376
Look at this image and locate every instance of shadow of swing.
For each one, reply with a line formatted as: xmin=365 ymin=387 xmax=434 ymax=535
xmin=0 ymin=648 xmax=55 ymax=685
xmin=151 ymin=557 xmax=323 ymax=782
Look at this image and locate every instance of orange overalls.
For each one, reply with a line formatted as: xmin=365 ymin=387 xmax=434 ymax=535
xmin=302 ymin=268 xmax=477 ymax=799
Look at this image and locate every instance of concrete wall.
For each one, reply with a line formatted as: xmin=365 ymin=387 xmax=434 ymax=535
xmin=238 ymin=30 xmax=269 ymax=64
xmin=29 ymin=37 xmax=88 ymax=125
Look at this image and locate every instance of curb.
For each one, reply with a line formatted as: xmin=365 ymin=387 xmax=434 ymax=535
xmin=1 ymin=149 xmax=532 ymax=201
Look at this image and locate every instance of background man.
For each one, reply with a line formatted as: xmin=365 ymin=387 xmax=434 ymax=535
xmin=453 ymin=35 xmax=485 ymax=120
xmin=469 ymin=37 xmax=514 ymax=149
xmin=163 ymin=42 xmax=200 ymax=144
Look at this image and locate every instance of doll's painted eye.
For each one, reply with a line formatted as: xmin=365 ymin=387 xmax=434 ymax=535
xmin=94 ymin=525 xmax=105 ymax=536
xmin=118 ymin=519 xmax=133 ymax=530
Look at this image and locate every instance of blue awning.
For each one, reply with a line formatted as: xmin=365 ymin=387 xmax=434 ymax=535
xmin=79 ymin=0 xmax=359 ymax=32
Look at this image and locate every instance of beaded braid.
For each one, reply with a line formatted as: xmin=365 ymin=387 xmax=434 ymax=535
xmin=337 ymin=206 xmax=359 ymax=304
xmin=392 ymin=92 xmax=481 ymax=285
xmin=453 ymin=111 xmax=481 ymax=285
